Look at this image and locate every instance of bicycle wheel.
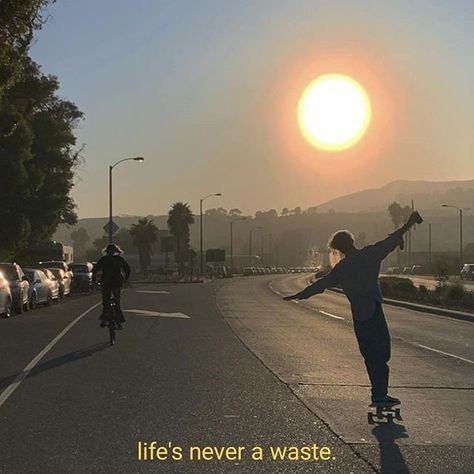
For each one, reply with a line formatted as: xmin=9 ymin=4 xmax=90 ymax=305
xmin=109 ymin=322 xmax=116 ymax=346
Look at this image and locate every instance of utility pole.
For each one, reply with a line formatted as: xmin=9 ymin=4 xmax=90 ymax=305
xmin=428 ymin=223 xmax=432 ymax=271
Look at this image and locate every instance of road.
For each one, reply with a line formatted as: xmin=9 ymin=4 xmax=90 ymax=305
xmin=0 ymin=277 xmax=472 ymax=473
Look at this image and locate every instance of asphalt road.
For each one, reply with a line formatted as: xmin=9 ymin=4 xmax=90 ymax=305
xmin=0 ymin=277 xmax=472 ymax=473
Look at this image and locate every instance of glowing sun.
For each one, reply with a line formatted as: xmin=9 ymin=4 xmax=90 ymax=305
xmin=298 ymin=74 xmax=371 ymax=151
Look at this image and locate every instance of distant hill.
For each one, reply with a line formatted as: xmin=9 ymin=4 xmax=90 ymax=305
xmin=316 ymin=179 xmax=474 ymax=213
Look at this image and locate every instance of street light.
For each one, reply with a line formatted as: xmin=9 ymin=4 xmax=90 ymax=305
xmin=108 ymin=156 xmax=144 ymax=242
xmin=261 ymin=233 xmax=273 ymax=266
xmin=200 ymin=192 xmax=222 ymax=278
xmin=230 ymin=217 xmax=246 ymax=274
xmin=441 ymin=204 xmax=471 ymax=267
xmin=249 ymin=227 xmax=263 ymax=266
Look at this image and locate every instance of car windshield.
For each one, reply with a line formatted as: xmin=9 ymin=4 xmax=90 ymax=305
xmin=24 ymin=270 xmax=35 ymax=280
xmin=0 ymin=264 xmax=17 ymax=280
xmin=70 ymin=265 xmax=89 ymax=272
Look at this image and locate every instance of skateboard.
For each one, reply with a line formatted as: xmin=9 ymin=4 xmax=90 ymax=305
xmin=367 ymin=403 xmax=402 ymax=424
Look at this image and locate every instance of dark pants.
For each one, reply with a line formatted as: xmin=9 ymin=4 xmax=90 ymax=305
xmin=100 ymin=284 xmax=125 ymax=323
xmin=353 ymin=303 xmax=391 ymax=400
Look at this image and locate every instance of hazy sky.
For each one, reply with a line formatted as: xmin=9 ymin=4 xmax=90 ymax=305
xmin=31 ymin=0 xmax=474 ymax=218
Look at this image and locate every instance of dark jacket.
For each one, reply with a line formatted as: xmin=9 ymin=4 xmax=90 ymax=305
xmin=294 ymin=229 xmax=404 ymax=321
xmin=93 ymin=255 xmax=131 ymax=286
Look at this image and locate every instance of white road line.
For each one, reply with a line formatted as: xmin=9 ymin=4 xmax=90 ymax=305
xmin=0 ymin=301 xmax=101 ymax=409
xmin=319 ymin=310 xmax=344 ymax=320
xmin=413 ymin=343 xmax=474 ymax=365
xmin=268 ymin=282 xmax=282 ymax=296
xmin=125 ymin=309 xmax=191 ymax=319
xmin=136 ymin=290 xmax=170 ymax=294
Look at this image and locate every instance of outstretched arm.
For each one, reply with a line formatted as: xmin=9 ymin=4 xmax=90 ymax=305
xmin=283 ymin=269 xmax=338 ymax=301
xmin=369 ymin=211 xmax=423 ymax=260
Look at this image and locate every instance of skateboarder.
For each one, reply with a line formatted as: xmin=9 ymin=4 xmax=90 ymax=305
xmin=283 ymin=211 xmax=422 ymax=406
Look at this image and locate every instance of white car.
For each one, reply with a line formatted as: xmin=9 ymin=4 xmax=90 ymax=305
xmin=0 ymin=272 xmax=13 ymax=318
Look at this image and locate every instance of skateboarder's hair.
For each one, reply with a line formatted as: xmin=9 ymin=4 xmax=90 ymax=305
xmin=328 ymin=230 xmax=355 ymax=253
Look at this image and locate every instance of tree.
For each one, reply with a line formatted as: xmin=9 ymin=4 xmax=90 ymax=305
xmin=388 ymin=202 xmax=403 ymax=229
xmin=291 ymin=207 xmax=302 ymax=215
xmin=167 ymin=202 xmax=194 ymax=276
xmin=205 ymin=207 xmax=227 ymax=217
xmin=0 ymin=0 xmax=54 ymax=97
xmin=0 ymin=57 xmax=83 ymax=260
xmin=229 ymin=208 xmax=242 ymax=217
xmin=130 ymin=217 xmax=158 ymax=275
xmin=281 ymin=208 xmax=289 ymax=216
xmin=71 ymin=227 xmax=89 ymax=258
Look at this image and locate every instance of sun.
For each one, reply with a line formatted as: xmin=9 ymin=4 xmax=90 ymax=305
xmin=298 ymin=74 xmax=372 ymax=151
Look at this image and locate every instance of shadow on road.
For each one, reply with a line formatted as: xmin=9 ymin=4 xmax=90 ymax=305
xmin=372 ymin=422 xmax=410 ymax=473
xmin=0 ymin=343 xmax=110 ymax=390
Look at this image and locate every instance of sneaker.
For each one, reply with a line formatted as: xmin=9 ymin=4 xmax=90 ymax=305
xmin=371 ymin=395 xmax=400 ymax=406
xmin=385 ymin=395 xmax=401 ymax=405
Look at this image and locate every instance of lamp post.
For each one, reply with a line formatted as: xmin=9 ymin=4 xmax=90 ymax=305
xmin=230 ymin=217 xmax=246 ymax=274
xmin=249 ymin=227 xmax=263 ymax=266
xmin=441 ymin=204 xmax=470 ymax=267
xmin=428 ymin=223 xmax=432 ymax=271
xmin=200 ymin=193 xmax=222 ymax=278
xmin=108 ymin=156 xmax=144 ymax=242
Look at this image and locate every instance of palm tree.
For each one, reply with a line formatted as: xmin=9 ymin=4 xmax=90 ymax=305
xmin=167 ymin=202 xmax=194 ymax=276
xmin=130 ymin=217 xmax=158 ymax=275
xmin=388 ymin=202 xmax=403 ymax=229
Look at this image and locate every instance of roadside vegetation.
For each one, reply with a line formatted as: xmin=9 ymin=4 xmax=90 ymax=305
xmin=379 ymin=276 xmax=474 ymax=313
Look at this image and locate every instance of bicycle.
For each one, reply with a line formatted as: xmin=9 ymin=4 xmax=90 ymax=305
xmin=105 ymin=295 xmax=118 ymax=346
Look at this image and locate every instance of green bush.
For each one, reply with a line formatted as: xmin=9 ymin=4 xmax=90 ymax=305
xmin=379 ymin=277 xmax=474 ymax=312
xmin=379 ymin=277 xmax=417 ymax=299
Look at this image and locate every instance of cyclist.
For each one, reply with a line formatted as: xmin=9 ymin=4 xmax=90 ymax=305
xmin=92 ymin=243 xmax=131 ymax=330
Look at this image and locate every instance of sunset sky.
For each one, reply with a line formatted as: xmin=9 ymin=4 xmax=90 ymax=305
xmin=31 ymin=0 xmax=474 ymax=218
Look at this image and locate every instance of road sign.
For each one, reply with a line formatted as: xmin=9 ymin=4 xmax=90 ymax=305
xmin=103 ymin=220 xmax=120 ymax=235
xmin=206 ymin=248 xmax=225 ymax=262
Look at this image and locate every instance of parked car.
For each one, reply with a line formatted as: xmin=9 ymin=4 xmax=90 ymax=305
xmin=39 ymin=260 xmax=73 ymax=281
xmin=70 ymin=262 xmax=94 ymax=291
xmin=402 ymin=266 xmax=412 ymax=275
xmin=48 ymin=268 xmax=71 ymax=298
xmin=0 ymin=263 xmax=30 ymax=314
xmin=0 ymin=271 xmax=13 ymax=318
xmin=461 ymin=263 xmax=474 ymax=281
xmin=23 ymin=268 xmax=57 ymax=308
xmin=42 ymin=269 xmax=62 ymax=301
xmin=411 ymin=265 xmax=423 ymax=275
xmin=386 ymin=266 xmax=401 ymax=275
xmin=243 ymin=267 xmax=256 ymax=276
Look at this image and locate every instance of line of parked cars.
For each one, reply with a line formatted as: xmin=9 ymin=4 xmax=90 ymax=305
xmin=385 ymin=265 xmax=424 ymax=276
xmin=0 ymin=261 xmax=95 ymax=318
xmin=242 ymin=266 xmax=322 ymax=276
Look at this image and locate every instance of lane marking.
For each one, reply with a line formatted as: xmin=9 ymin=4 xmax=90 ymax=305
xmin=136 ymin=290 xmax=170 ymax=294
xmin=0 ymin=301 xmax=101 ymax=409
xmin=268 ymin=282 xmax=282 ymax=296
xmin=319 ymin=310 xmax=344 ymax=320
xmin=413 ymin=343 xmax=474 ymax=365
xmin=125 ymin=309 xmax=190 ymax=319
